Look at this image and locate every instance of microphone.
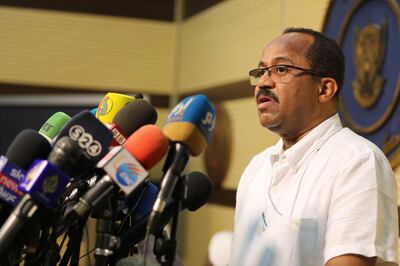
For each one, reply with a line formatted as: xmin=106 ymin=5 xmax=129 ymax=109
xmin=163 ymin=94 xmax=216 ymax=156
xmin=55 ymin=110 xmax=113 ymax=175
xmin=107 ymin=99 xmax=158 ymax=147
xmin=96 ymin=92 xmax=135 ymax=125
xmin=176 ymin=171 xmax=214 ymax=212
xmin=0 ymin=124 xmax=64 ymax=262
xmin=63 ymin=124 xmax=169 ymax=224
xmin=6 ymin=129 xmax=52 ymax=170
xmin=0 ymin=136 xmax=82 ymax=255
xmin=0 ymin=129 xmax=53 ymax=207
xmin=111 ymin=171 xmax=213 ymax=263
xmin=119 ymin=181 xmax=158 ymax=225
xmin=148 ymin=94 xmax=216 ymax=233
xmin=39 ymin=112 xmax=71 ymax=143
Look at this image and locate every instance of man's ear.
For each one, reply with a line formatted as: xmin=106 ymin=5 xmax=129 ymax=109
xmin=318 ymin=77 xmax=338 ymax=102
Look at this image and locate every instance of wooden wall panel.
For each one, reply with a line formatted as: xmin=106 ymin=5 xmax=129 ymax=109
xmin=0 ymin=6 xmax=174 ymax=94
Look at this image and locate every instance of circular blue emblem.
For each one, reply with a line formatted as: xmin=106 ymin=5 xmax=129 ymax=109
xmin=116 ymin=163 xmax=138 ymax=186
xmin=324 ymin=0 xmax=400 ymax=168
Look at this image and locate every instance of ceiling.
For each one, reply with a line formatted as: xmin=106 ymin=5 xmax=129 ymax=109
xmin=0 ymin=0 xmax=224 ymax=21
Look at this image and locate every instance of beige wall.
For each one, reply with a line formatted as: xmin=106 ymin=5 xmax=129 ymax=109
xmin=178 ymin=0 xmax=330 ymax=94
xmin=179 ymin=0 xmax=282 ymax=92
xmin=0 ymin=6 xmax=174 ymax=94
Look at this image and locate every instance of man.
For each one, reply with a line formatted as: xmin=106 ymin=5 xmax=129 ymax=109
xmin=230 ymin=28 xmax=398 ymax=266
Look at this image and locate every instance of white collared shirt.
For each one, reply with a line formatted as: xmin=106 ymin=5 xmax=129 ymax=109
xmin=231 ymin=114 xmax=398 ymax=265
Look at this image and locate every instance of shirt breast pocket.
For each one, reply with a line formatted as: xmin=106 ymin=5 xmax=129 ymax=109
xmin=298 ymin=218 xmax=319 ymax=266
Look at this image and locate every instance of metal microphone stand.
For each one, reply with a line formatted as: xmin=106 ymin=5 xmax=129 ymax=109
xmin=93 ymin=187 xmax=121 ymax=266
xmin=154 ymin=176 xmax=186 ymax=266
xmin=58 ymin=213 xmax=89 ymax=266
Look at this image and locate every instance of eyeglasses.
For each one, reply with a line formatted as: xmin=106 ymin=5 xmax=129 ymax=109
xmin=249 ymin=64 xmax=325 ymax=85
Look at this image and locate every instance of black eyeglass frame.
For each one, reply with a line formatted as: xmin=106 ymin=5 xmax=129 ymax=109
xmin=249 ymin=64 xmax=325 ymax=84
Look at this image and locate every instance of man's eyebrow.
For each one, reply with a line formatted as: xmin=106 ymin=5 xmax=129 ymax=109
xmin=258 ymin=57 xmax=296 ymax=68
xmin=258 ymin=61 xmax=266 ymax=68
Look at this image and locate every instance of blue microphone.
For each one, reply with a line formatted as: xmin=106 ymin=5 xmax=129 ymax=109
xmin=148 ymin=94 xmax=216 ymax=233
xmin=162 ymin=94 xmax=216 ymax=156
xmin=119 ymin=181 xmax=158 ymax=226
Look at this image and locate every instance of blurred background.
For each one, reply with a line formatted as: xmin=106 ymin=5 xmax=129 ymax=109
xmin=0 ymin=0 xmax=399 ymax=265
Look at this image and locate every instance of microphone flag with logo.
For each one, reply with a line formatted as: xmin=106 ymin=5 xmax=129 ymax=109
xmin=96 ymin=92 xmax=135 ymax=125
xmin=39 ymin=112 xmax=71 ymax=143
xmin=55 ymin=110 xmax=113 ymax=175
xmin=162 ymin=94 xmax=216 ymax=156
xmin=148 ymin=94 xmax=216 ymax=233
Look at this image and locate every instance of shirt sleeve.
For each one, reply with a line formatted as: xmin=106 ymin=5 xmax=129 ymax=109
xmin=324 ymin=151 xmax=398 ymax=264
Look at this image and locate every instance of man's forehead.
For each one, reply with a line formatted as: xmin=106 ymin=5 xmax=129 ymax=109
xmin=258 ymin=56 xmax=295 ymax=67
xmin=264 ymin=32 xmax=313 ymax=54
xmin=259 ymin=32 xmax=314 ymax=65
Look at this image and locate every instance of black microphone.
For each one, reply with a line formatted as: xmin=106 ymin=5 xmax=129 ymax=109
xmin=51 ymin=110 xmax=113 ymax=210
xmin=6 ymin=129 xmax=52 ymax=170
xmin=0 ymin=114 xmax=70 ymax=208
xmin=0 ymin=137 xmax=82 ymax=255
xmin=111 ymin=171 xmax=213 ymax=263
xmin=0 ymin=129 xmax=52 ymax=216
xmin=0 ymin=129 xmax=52 ymax=264
xmin=107 ymin=99 xmax=158 ymax=147
xmin=55 ymin=110 xmax=113 ymax=176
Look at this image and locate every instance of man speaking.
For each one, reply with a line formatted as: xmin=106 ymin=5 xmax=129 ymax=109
xmin=230 ymin=28 xmax=398 ymax=266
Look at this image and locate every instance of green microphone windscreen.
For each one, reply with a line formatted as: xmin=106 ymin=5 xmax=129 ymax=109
xmin=39 ymin=112 xmax=71 ymax=141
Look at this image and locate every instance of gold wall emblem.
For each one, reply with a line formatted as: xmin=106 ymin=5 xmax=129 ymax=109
xmin=352 ymin=20 xmax=387 ymax=109
xmin=328 ymin=0 xmax=400 ymax=168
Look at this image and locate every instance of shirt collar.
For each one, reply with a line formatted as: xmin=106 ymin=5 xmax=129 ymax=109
xmin=268 ymin=113 xmax=343 ymax=172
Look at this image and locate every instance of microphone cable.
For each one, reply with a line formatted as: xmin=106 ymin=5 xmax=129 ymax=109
xmin=59 ymin=212 xmax=90 ymax=266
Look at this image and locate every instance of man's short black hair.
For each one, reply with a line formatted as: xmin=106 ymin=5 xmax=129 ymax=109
xmin=283 ymin=27 xmax=345 ymax=101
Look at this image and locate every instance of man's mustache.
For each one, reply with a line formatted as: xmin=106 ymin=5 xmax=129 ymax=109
xmin=257 ymin=88 xmax=279 ymax=103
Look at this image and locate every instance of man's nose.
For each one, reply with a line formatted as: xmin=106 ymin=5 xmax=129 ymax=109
xmin=257 ymin=70 xmax=275 ymax=87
